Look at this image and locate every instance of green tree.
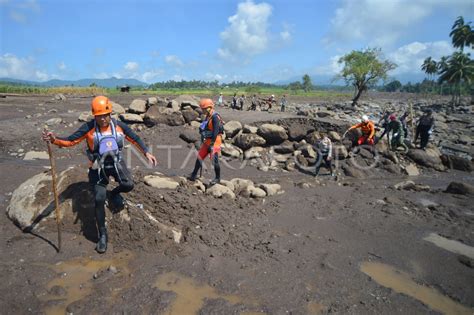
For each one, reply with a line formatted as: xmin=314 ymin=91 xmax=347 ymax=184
xmin=421 ymin=57 xmax=438 ymax=93
xmin=337 ymin=48 xmax=396 ymax=106
xmin=302 ymin=74 xmax=312 ymax=92
xmin=287 ymin=81 xmax=302 ymax=94
xmin=438 ymin=52 xmax=474 ymax=105
xmin=450 ymin=16 xmax=473 ymax=51
xmin=382 ymin=80 xmax=402 ymax=92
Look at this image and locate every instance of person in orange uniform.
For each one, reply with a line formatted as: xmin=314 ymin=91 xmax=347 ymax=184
xmin=188 ymin=98 xmax=223 ymax=185
xmin=343 ymin=115 xmax=375 ymax=146
xmin=42 ymin=96 xmax=157 ymax=253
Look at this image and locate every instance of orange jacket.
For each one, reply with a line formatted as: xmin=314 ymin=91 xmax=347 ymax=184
xmin=349 ymin=121 xmax=375 ymax=139
xmin=53 ymin=119 xmax=149 ymax=158
xmin=202 ymin=110 xmax=222 ymax=147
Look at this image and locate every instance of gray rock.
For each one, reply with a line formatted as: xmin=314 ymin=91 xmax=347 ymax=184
xmin=179 ymin=129 xmax=200 ymax=143
xmin=305 ymin=131 xmax=322 ymax=145
xmin=393 ymin=180 xmax=416 ymax=190
xmin=445 ymin=182 xmax=474 ymax=195
xmin=333 ymin=145 xmax=348 ymax=159
xmin=54 ymin=93 xmax=66 ymax=101
xmin=230 ymin=178 xmax=254 ymax=193
xmin=78 ymin=112 xmax=92 ymax=122
xmin=328 ymin=131 xmax=341 ymax=142
xmin=224 ymin=120 xmax=242 ymax=138
xmin=169 ymin=100 xmax=181 ymax=112
xmin=120 ymin=113 xmax=144 ymax=123
xmin=257 ymin=123 xmax=288 ymax=145
xmin=174 ymin=95 xmax=200 ymax=109
xmin=273 ymin=140 xmax=295 ymax=154
xmin=233 ymin=133 xmax=266 ymax=150
xmin=144 ymin=175 xmax=179 ymax=189
xmin=407 ymin=148 xmax=444 ymax=171
xmin=129 ymin=99 xmax=147 ymax=114
xmin=301 ymin=145 xmax=316 ymax=159
xmin=221 ymin=143 xmax=242 ymax=158
xmin=441 ymin=154 xmax=473 ymax=172
xmin=181 ymin=108 xmax=199 ymax=123
xmin=242 ymin=124 xmax=258 ymax=134
xmin=246 ymin=185 xmax=266 ymax=198
xmin=111 ymin=101 xmax=126 ymax=114
xmin=23 ymin=151 xmax=49 ymax=160
xmin=404 ymin=164 xmax=420 ymax=176
xmin=244 ymin=146 xmax=265 ymax=159
xmin=259 ymin=183 xmax=283 ymax=196
xmin=45 ymin=118 xmax=63 ymax=126
xmin=206 ymin=184 xmax=235 ymax=199
xmin=287 ymin=125 xmax=307 ymax=141
xmin=144 ymin=106 xmax=185 ymax=126
xmin=147 ymin=97 xmax=158 ymax=106
xmin=342 ymin=164 xmax=365 ymax=178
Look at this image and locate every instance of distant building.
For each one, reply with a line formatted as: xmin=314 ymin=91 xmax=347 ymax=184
xmin=120 ymin=85 xmax=130 ymax=93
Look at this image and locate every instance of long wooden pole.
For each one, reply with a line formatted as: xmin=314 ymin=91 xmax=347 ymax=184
xmin=46 ymin=138 xmax=62 ymax=253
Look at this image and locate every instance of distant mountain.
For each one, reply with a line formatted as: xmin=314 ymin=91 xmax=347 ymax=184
xmin=0 ymin=77 xmax=148 ymax=88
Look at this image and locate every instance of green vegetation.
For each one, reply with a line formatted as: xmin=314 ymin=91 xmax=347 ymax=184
xmin=0 ymin=83 xmax=106 ymax=95
xmin=337 ymin=47 xmax=397 ymax=106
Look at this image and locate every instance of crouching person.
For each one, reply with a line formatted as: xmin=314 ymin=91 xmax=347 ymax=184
xmin=188 ymin=98 xmax=223 ymax=185
xmin=42 ymin=96 xmax=157 ymax=253
xmin=315 ymin=136 xmax=334 ymax=177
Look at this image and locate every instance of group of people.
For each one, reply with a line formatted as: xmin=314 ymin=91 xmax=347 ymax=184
xmin=219 ymin=93 xmax=288 ymax=112
xmin=42 ymin=95 xmax=436 ymax=253
xmin=42 ymin=96 xmax=223 ymax=254
xmin=339 ymin=109 xmax=435 ymax=152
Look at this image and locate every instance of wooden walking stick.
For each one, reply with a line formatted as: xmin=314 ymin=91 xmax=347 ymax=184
xmin=45 ymin=129 xmax=62 ymax=252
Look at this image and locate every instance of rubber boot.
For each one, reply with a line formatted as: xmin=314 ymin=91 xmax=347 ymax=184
xmin=96 ymin=227 xmax=107 ymax=254
xmin=110 ymin=193 xmax=124 ymax=211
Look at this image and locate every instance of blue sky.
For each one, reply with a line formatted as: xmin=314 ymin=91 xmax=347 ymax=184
xmin=1 ymin=0 xmax=473 ymax=84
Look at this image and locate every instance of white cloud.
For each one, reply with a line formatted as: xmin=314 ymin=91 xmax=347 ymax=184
xmin=218 ymin=0 xmax=272 ymax=60
xmin=325 ymin=0 xmax=473 ymax=47
xmin=7 ymin=0 xmax=41 ymax=23
xmin=280 ymin=22 xmax=292 ymax=42
xmin=388 ymin=41 xmax=454 ymax=74
xmin=314 ymin=55 xmax=343 ymax=75
xmin=18 ymin=0 xmax=40 ymax=12
xmin=141 ymin=69 xmax=164 ymax=83
xmin=124 ymin=61 xmax=139 ymax=72
xmin=205 ymin=73 xmax=226 ymax=81
xmin=171 ymin=74 xmax=186 ymax=81
xmin=93 ymin=72 xmax=110 ymax=79
xmin=9 ymin=11 xmax=26 ymax=23
xmin=165 ymin=55 xmax=184 ymax=67
xmin=0 ymin=53 xmax=49 ymax=81
xmin=58 ymin=61 xmax=66 ymax=71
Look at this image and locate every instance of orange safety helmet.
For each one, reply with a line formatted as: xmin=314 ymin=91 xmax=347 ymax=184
xmin=91 ymin=96 xmax=112 ymax=116
xmin=199 ymin=98 xmax=214 ymax=109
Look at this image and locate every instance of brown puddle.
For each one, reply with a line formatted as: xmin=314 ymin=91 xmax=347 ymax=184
xmin=361 ymin=262 xmax=473 ymax=315
xmin=155 ymin=272 xmax=256 ymax=315
xmin=307 ymin=301 xmax=326 ymax=314
xmin=40 ymin=251 xmax=132 ymax=315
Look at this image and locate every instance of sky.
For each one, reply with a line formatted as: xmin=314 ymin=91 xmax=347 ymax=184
xmin=0 ymin=0 xmax=473 ymax=84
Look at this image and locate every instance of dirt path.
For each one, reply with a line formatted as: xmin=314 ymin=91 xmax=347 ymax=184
xmin=0 ymin=94 xmax=473 ymax=314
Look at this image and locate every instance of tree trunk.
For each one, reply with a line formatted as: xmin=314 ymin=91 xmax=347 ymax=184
xmin=352 ymin=86 xmax=364 ymax=106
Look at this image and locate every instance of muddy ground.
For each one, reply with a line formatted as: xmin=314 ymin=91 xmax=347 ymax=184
xmin=0 ymin=93 xmax=473 ymax=315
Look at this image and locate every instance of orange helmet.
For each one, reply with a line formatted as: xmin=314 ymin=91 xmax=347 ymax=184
xmin=91 ymin=96 xmax=112 ymax=116
xmin=199 ymin=98 xmax=214 ymax=109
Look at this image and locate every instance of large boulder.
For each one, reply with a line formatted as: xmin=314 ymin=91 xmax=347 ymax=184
xmin=301 ymin=145 xmax=316 ymax=159
xmin=78 ymin=111 xmax=92 ymax=122
xmin=128 ymin=99 xmax=147 ymax=114
xmin=333 ymin=145 xmax=348 ymax=159
xmin=144 ymin=175 xmax=180 ymax=189
xmin=445 ymin=182 xmax=474 ymax=195
xmin=244 ymin=147 xmax=265 ymax=159
xmin=441 ymin=154 xmax=473 ymax=172
xmin=273 ymin=140 xmax=295 ymax=154
xmin=407 ymin=148 xmax=444 ymax=171
xmin=119 ymin=113 xmax=144 ymax=123
xmin=206 ymin=184 xmax=235 ymax=199
xmin=328 ymin=131 xmax=341 ymax=142
xmin=246 ymin=185 xmax=266 ymax=198
xmin=259 ymin=183 xmax=284 ymax=196
xmin=224 ymin=121 xmax=242 ymax=138
xmin=404 ymin=164 xmax=420 ymax=176
xmin=147 ymin=97 xmax=158 ymax=106
xmin=230 ymin=178 xmax=254 ymax=193
xmin=111 ymin=101 xmax=126 ymax=115
xmin=341 ymin=164 xmax=366 ymax=178
xmin=221 ymin=143 xmax=242 ymax=158
xmin=305 ymin=131 xmax=322 ymax=145
xmin=257 ymin=124 xmax=288 ymax=145
xmin=144 ymin=106 xmax=185 ymax=126
xmin=173 ymin=95 xmax=200 ymax=109
xmin=179 ymin=129 xmax=200 ymax=143
xmin=242 ymin=125 xmax=258 ymax=134
xmin=233 ymin=134 xmax=266 ymax=151
xmin=181 ymin=108 xmax=200 ymax=123
xmin=287 ymin=125 xmax=307 ymax=141
xmin=7 ymin=167 xmax=90 ymax=229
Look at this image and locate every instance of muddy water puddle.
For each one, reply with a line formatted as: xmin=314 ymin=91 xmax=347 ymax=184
xmin=361 ymin=262 xmax=472 ymax=315
xmin=39 ymin=251 xmax=132 ymax=315
xmin=155 ymin=272 xmax=260 ymax=315
xmin=424 ymin=233 xmax=474 ymax=259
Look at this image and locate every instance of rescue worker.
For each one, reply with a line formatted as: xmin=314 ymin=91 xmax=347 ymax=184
xmin=250 ymin=94 xmax=258 ymax=111
xmin=188 ymin=99 xmax=223 ymax=185
xmin=399 ymin=111 xmax=409 ymax=139
xmin=315 ymin=136 xmax=334 ymax=177
xmin=42 ymin=96 xmax=157 ymax=254
xmin=232 ymin=93 xmax=237 ymax=110
xmin=217 ymin=92 xmax=223 ymax=107
xmin=414 ymin=109 xmax=435 ymax=150
xmin=377 ymin=110 xmax=392 ymax=142
xmin=280 ymin=94 xmax=287 ymax=112
xmin=343 ymin=115 xmax=375 ymax=146
xmin=238 ymin=94 xmax=245 ymax=110
xmin=386 ymin=114 xmax=408 ymax=153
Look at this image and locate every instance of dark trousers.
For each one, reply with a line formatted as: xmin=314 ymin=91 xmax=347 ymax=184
xmin=415 ymin=125 xmax=430 ymax=149
xmin=88 ymin=159 xmax=134 ymax=230
xmin=315 ymin=154 xmax=333 ymax=175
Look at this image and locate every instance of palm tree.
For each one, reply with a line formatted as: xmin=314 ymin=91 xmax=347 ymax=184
xmin=437 ymin=56 xmax=449 ymax=95
xmin=421 ymin=57 xmax=438 ymax=93
xmin=438 ymin=52 xmax=474 ymax=105
xmin=450 ymin=16 xmax=473 ymax=51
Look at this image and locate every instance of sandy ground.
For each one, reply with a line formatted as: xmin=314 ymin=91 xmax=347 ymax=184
xmin=0 ymin=93 xmax=473 ymax=315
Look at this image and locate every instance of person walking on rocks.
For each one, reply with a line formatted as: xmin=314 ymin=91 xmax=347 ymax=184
xmin=188 ymin=98 xmax=223 ymax=185
xmin=315 ymin=136 xmax=334 ymax=177
xmin=343 ymin=115 xmax=375 ymax=146
xmin=250 ymin=94 xmax=258 ymax=111
xmin=399 ymin=111 xmax=410 ymax=139
xmin=232 ymin=93 xmax=237 ymax=110
xmin=377 ymin=110 xmax=392 ymax=143
xmin=386 ymin=114 xmax=408 ymax=153
xmin=414 ymin=109 xmax=434 ymax=150
xmin=280 ymin=94 xmax=287 ymax=112
xmin=217 ymin=93 xmax=223 ymax=107
xmin=42 ymin=96 xmax=157 ymax=254
xmin=238 ymin=94 xmax=245 ymax=110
